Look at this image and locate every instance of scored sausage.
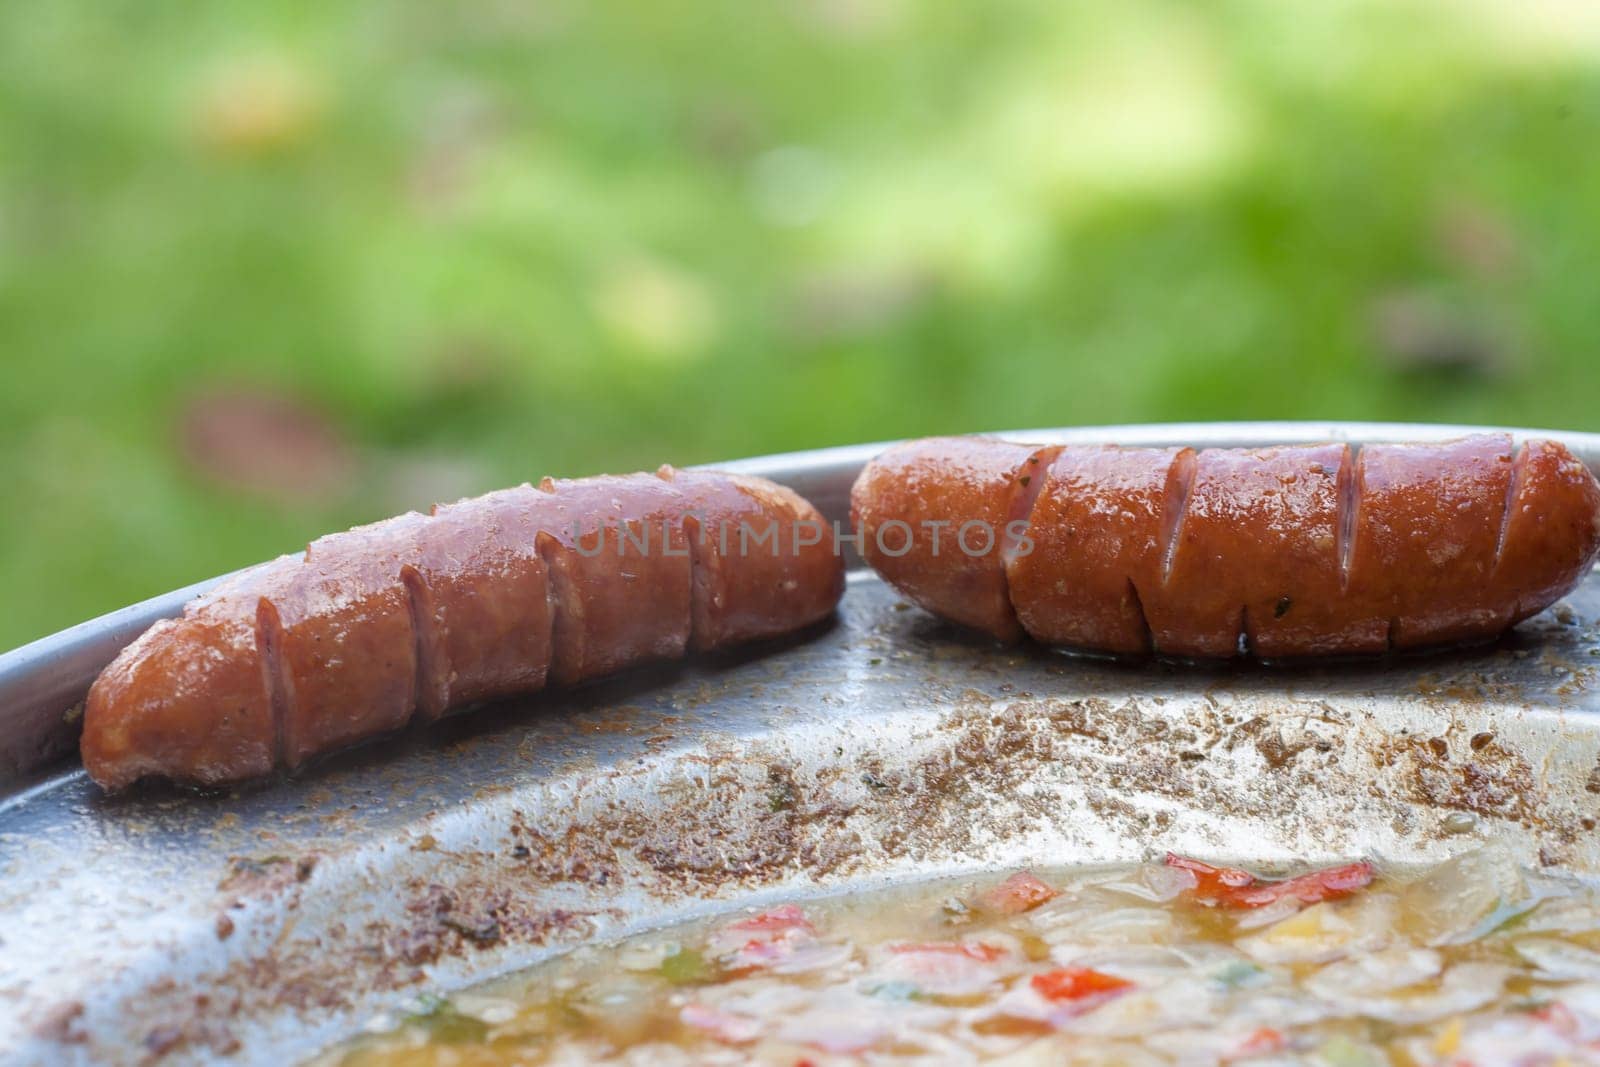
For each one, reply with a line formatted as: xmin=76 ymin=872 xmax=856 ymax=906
xmin=851 ymin=434 xmax=1600 ymax=659
xmin=82 ymin=467 xmax=844 ymax=789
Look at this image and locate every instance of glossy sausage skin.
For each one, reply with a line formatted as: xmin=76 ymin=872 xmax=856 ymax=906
xmin=852 ymin=435 xmax=1600 ymax=659
xmin=848 ymin=437 xmax=1052 ymax=642
xmin=82 ymin=468 xmax=844 ymax=789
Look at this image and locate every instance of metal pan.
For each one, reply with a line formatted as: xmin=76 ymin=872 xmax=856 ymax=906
xmin=3 ymin=421 xmax=1599 ymax=1065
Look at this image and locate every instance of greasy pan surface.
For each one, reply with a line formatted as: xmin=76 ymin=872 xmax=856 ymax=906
xmin=3 ymin=422 xmax=1600 ymax=1065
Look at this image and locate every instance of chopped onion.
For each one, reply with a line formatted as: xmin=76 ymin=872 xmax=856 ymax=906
xmin=446 ymin=992 xmax=522 ymax=1025
xmin=1092 ymin=863 xmax=1199 ymax=904
xmin=1514 ymin=938 xmax=1600 ymax=981
xmin=985 ymin=1035 xmax=1166 ymax=1067
xmin=1315 ymin=962 xmax=1510 ymax=1025
xmin=617 ymin=938 xmax=681 ymax=973
xmin=1304 ymin=947 xmax=1443 ymax=1000
xmin=1403 ymin=845 xmax=1531 ymax=945
xmin=1055 ymin=945 xmax=1201 ymax=982
xmin=869 ymin=938 xmax=1021 ymax=997
xmin=1239 ymin=896 xmax=1399 ymax=965
xmin=1031 ymin=899 xmax=1180 ymax=947
xmin=1234 ymin=894 xmax=1303 ymax=931
xmin=1512 ymin=892 xmax=1600 ymax=937
xmin=1312 ymin=1034 xmax=1387 ymax=1066
xmin=1062 ymin=976 xmax=1222 ymax=1037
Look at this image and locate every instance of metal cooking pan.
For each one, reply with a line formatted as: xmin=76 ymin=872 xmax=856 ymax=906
xmin=3 ymin=421 xmax=1599 ymax=1065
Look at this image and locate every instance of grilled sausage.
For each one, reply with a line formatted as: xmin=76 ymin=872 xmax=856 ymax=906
xmin=82 ymin=467 xmax=844 ymax=789
xmin=852 ymin=434 xmax=1600 ymax=659
xmin=847 ymin=437 xmax=1051 ymax=643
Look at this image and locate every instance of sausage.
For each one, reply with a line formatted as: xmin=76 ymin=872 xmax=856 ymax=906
xmin=851 ymin=434 xmax=1600 ymax=659
xmin=848 ymin=437 xmax=1053 ymax=642
xmin=532 ymin=474 xmax=694 ymax=686
xmin=82 ymin=467 xmax=844 ymax=789
xmin=661 ymin=467 xmax=846 ymax=651
xmin=254 ymin=517 xmax=427 ymax=770
xmin=406 ymin=488 xmax=552 ymax=720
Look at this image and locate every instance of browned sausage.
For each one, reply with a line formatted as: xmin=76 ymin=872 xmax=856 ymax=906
xmin=532 ymin=474 xmax=694 ymax=686
xmin=406 ymin=488 xmax=553 ymax=720
xmin=848 ymin=437 xmax=1054 ymax=642
xmin=661 ymin=467 xmax=846 ymax=651
xmin=852 ymin=434 xmax=1600 ymax=659
xmin=82 ymin=467 xmax=844 ymax=789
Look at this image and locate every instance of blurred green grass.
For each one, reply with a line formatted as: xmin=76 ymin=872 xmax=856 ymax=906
xmin=2 ymin=0 xmax=1599 ymax=651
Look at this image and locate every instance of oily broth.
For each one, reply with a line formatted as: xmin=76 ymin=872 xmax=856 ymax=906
xmin=318 ymin=850 xmax=1600 ymax=1066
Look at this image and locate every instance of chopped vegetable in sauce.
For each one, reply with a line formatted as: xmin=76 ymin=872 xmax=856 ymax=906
xmin=1166 ymin=853 xmax=1377 ymax=909
xmin=317 ymin=848 xmax=1600 ymax=1065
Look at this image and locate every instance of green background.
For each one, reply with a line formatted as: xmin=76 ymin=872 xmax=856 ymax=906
xmin=3 ymin=0 xmax=1599 ymax=651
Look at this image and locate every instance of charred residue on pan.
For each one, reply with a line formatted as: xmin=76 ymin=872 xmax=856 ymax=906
xmin=116 ymin=850 xmax=609 ymax=1062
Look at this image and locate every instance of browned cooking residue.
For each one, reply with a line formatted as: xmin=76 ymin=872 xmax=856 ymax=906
xmin=218 ymin=853 xmax=318 ymax=897
xmin=117 ymin=854 xmax=606 ymax=1061
xmin=1383 ymin=735 xmax=1538 ymax=824
xmin=28 ymin=1000 xmax=85 ymax=1044
xmin=385 ymin=883 xmax=594 ymax=965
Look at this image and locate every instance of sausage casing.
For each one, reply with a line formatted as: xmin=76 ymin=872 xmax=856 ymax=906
xmin=82 ymin=467 xmax=843 ymax=789
xmin=852 ymin=434 xmax=1600 ymax=659
xmin=848 ymin=437 xmax=1049 ymax=642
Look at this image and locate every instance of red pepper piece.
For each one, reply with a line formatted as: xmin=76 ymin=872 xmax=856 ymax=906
xmin=1165 ymin=853 xmax=1375 ymax=909
xmin=1029 ymin=966 xmax=1133 ymax=1002
xmin=978 ymin=871 xmax=1059 ymax=915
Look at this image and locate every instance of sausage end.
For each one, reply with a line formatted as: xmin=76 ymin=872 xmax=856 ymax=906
xmin=82 ymin=612 xmax=276 ymax=790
